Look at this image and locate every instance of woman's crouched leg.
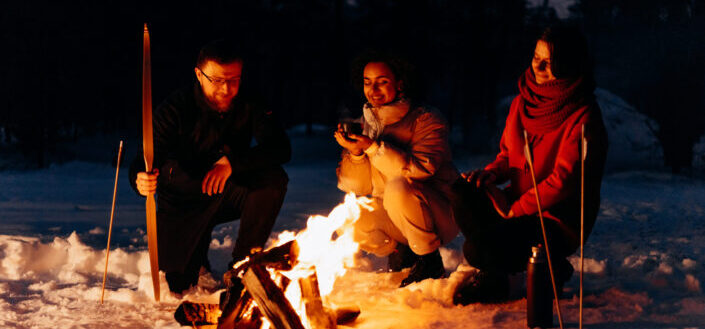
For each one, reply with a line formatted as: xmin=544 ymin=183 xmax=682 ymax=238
xmin=352 ymin=198 xmax=407 ymax=257
xmin=381 ymin=178 xmax=455 ymax=286
xmin=382 ymin=177 xmax=457 ymax=256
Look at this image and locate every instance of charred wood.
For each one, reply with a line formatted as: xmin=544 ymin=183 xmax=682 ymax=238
xmin=299 ymin=269 xmax=336 ymax=329
xmin=174 ymin=301 xmax=221 ymax=327
xmin=242 ymin=265 xmax=305 ymax=329
xmin=333 ymin=306 xmax=360 ymax=325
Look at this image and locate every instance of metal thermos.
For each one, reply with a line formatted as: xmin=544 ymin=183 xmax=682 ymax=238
xmin=527 ymin=245 xmax=553 ymax=328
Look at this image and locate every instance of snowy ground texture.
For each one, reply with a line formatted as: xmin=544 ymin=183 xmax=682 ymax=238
xmin=2 ymin=130 xmax=705 ymax=328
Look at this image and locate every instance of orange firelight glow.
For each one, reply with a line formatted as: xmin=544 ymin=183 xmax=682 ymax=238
xmin=259 ymin=193 xmax=371 ymax=329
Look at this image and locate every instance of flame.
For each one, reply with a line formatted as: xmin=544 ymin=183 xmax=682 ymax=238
xmin=260 ymin=318 xmax=271 ymax=329
xmin=268 ymin=193 xmax=371 ymax=328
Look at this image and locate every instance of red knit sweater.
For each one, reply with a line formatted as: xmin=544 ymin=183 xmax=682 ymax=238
xmin=485 ymin=70 xmax=608 ymax=250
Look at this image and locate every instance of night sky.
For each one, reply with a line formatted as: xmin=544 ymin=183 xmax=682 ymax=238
xmin=1 ymin=0 xmax=703 ymax=171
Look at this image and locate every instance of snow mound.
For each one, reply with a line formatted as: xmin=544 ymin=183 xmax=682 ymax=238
xmin=0 ymin=233 xmax=218 ymax=328
xmin=0 ymin=232 xmax=159 ymax=300
xmin=568 ymin=256 xmax=607 ymax=275
xmin=494 ymin=88 xmax=664 ymax=171
xmin=595 ymin=88 xmax=663 ymax=171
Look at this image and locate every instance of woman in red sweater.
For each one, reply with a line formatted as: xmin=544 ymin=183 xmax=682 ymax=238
xmin=452 ymin=26 xmax=608 ymax=305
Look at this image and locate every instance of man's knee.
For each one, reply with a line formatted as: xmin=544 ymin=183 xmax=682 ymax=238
xmin=255 ymin=165 xmax=289 ymax=191
xmin=236 ymin=166 xmax=288 ymax=200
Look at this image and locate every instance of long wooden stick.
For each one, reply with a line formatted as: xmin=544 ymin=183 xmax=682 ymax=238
xmin=523 ymin=130 xmax=564 ymax=329
xmin=101 ymin=140 xmax=123 ymax=305
xmin=143 ymin=23 xmax=160 ymax=302
xmin=580 ymin=124 xmax=587 ymax=329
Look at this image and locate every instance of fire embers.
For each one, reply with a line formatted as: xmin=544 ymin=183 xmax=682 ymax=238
xmin=174 ymin=301 xmax=222 ymax=327
xmin=175 ymin=193 xmax=368 ymax=328
xmin=177 ymin=241 xmax=359 ymax=328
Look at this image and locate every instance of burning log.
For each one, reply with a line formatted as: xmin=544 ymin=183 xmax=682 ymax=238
xmin=174 ymin=239 xmax=304 ymax=328
xmin=217 ymin=241 xmax=300 ymax=329
xmin=218 ymin=280 xmax=244 ymax=319
xmin=204 ymin=239 xmax=359 ymax=328
xmin=299 ymin=269 xmax=336 ymax=329
xmin=217 ymin=289 xmax=262 ymax=329
xmin=217 ymin=280 xmax=247 ymax=329
xmin=298 ymin=269 xmax=360 ymax=327
xmin=242 ymin=264 xmax=306 ymax=329
xmin=237 ymin=240 xmax=300 ymax=273
xmin=333 ymin=307 xmax=360 ymax=326
xmin=174 ymin=301 xmax=221 ymax=327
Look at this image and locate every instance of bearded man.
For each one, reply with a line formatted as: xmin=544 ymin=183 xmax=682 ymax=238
xmin=129 ymin=39 xmax=290 ymax=294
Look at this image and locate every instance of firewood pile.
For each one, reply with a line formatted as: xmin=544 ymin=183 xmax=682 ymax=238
xmin=174 ymin=240 xmax=360 ymax=329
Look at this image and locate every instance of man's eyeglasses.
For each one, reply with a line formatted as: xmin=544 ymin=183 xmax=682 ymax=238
xmin=198 ymin=68 xmax=241 ymax=87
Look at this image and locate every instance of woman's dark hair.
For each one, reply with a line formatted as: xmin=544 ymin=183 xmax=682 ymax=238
xmin=350 ymin=50 xmax=419 ymax=100
xmin=538 ymin=26 xmax=593 ymax=80
xmin=196 ymin=39 xmax=244 ymax=68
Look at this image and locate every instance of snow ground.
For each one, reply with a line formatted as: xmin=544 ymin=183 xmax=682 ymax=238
xmin=1 ymin=133 xmax=705 ymax=328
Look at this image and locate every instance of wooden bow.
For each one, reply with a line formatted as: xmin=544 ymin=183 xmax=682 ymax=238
xmin=143 ymin=23 xmax=160 ymax=302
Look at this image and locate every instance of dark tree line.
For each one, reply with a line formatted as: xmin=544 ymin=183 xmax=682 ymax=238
xmin=0 ymin=0 xmax=703 ymax=172
xmin=569 ymin=0 xmax=705 ymax=172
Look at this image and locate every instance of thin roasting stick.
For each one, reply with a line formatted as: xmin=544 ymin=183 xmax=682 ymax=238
xmin=523 ymin=130 xmax=564 ymax=329
xmin=101 ymin=140 xmax=123 ymax=305
xmin=580 ymin=124 xmax=587 ymax=329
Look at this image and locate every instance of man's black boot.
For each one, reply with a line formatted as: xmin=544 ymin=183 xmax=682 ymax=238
xmin=388 ymin=243 xmax=417 ymax=272
xmin=166 ymin=271 xmax=198 ymax=294
xmin=452 ymin=270 xmax=509 ymax=305
xmin=399 ymin=249 xmax=445 ymax=287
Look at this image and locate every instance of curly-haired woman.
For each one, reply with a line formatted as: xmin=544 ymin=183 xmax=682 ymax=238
xmin=335 ymin=51 xmax=460 ymax=287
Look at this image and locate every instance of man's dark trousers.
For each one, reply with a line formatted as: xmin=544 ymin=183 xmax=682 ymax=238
xmin=157 ymin=163 xmax=288 ymax=293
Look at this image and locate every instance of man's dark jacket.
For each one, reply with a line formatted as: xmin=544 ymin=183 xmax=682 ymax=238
xmin=129 ymin=83 xmax=291 ymax=273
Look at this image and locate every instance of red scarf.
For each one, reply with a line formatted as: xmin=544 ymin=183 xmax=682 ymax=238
xmin=517 ymin=68 xmax=594 ymax=134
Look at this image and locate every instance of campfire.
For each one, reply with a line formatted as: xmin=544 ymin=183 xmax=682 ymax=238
xmin=176 ymin=193 xmax=371 ymax=329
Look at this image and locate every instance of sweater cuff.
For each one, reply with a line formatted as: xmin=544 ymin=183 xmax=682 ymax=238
xmin=510 ymin=201 xmax=527 ymax=217
xmin=348 ymin=151 xmax=367 ymax=163
xmin=483 ymin=165 xmax=501 ymax=178
xmin=364 ymin=141 xmax=380 ymax=157
xmin=225 ymin=153 xmax=248 ymax=174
